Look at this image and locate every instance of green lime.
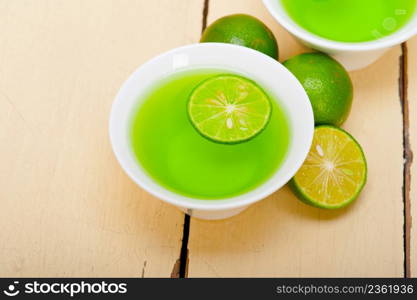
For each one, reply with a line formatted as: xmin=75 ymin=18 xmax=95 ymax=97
xmin=290 ymin=126 xmax=367 ymax=209
xmin=188 ymin=74 xmax=272 ymax=144
xmin=283 ymin=53 xmax=353 ymax=126
xmin=200 ymin=14 xmax=279 ymax=59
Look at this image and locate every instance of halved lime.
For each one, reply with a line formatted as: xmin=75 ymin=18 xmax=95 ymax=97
xmin=291 ymin=126 xmax=367 ymax=209
xmin=188 ymin=75 xmax=272 ymax=144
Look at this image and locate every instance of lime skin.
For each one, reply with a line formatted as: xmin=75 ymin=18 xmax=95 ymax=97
xmin=283 ymin=53 xmax=353 ymax=126
xmin=200 ymin=14 xmax=279 ymax=59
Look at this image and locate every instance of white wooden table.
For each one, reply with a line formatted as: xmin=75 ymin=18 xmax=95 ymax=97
xmin=0 ymin=0 xmax=415 ymax=277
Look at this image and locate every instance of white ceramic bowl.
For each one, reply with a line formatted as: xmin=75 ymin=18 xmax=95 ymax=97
xmin=109 ymin=43 xmax=314 ymax=220
xmin=263 ymin=0 xmax=417 ymax=70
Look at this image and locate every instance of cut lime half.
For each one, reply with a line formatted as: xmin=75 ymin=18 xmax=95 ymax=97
xmin=188 ymin=74 xmax=272 ymax=144
xmin=291 ymin=126 xmax=367 ymax=209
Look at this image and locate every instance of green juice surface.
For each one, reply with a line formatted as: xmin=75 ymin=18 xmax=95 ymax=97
xmin=281 ymin=0 xmax=417 ymax=42
xmin=130 ymin=69 xmax=290 ymax=199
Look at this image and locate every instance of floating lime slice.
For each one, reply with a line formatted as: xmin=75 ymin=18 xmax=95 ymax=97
xmin=188 ymin=75 xmax=272 ymax=144
xmin=291 ymin=126 xmax=367 ymax=209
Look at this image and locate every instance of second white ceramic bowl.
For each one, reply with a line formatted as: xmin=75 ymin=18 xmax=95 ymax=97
xmin=264 ymin=0 xmax=417 ymax=70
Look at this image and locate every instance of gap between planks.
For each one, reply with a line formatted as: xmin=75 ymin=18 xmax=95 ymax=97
xmin=172 ymin=0 xmax=210 ymax=279
xmin=400 ymin=42 xmax=413 ymax=278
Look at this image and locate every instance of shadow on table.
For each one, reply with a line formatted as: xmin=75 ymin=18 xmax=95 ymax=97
xmin=189 ymin=184 xmax=363 ymax=255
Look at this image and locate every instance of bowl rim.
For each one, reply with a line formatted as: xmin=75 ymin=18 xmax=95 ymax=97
xmin=109 ymin=43 xmax=314 ymax=211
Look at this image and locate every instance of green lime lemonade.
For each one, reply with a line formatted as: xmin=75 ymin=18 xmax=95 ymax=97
xmin=130 ymin=69 xmax=290 ymax=199
xmin=281 ymin=0 xmax=417 ymax=42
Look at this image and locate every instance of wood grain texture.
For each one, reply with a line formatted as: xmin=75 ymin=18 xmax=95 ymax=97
xmin=0 ymin=0 xmax=204 ymax=277
xmin=408 ymin=36 xmax=417 ymax=277
xmin=187 ymin=0 xmax=404 ymax=277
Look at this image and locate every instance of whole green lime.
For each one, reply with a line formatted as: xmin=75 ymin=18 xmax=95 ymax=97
xmin=200 ymin=14 xmax=279 ymax=59
xmin=283 ymin=53 xmax=353 ymax=126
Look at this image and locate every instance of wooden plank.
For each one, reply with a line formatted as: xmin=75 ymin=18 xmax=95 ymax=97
xmin=408 ymin=36 xmax=417 ymax=277
xmin=187 ymin=0 xmax=404 ymax=277
xmin=0 ymin=0 xmax=204 ymax=277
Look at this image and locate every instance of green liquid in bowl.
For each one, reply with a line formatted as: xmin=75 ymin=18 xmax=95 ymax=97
xmin=281 ymin=0 xmax=417 ymax=42
xmin=130 ymin=69 xmax=291 ymax=199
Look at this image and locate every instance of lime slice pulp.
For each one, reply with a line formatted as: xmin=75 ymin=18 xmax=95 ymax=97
xmin=291 ymin=125 xmax=367 ymax=209
xmin=187 ymin=74 xmax=272 ymax=144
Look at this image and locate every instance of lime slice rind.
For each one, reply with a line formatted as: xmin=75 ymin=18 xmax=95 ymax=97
xmin=291 ymin=125 xmax=367 ymax=209
xmin=188 ymin=74 xmax=272 ymax=144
